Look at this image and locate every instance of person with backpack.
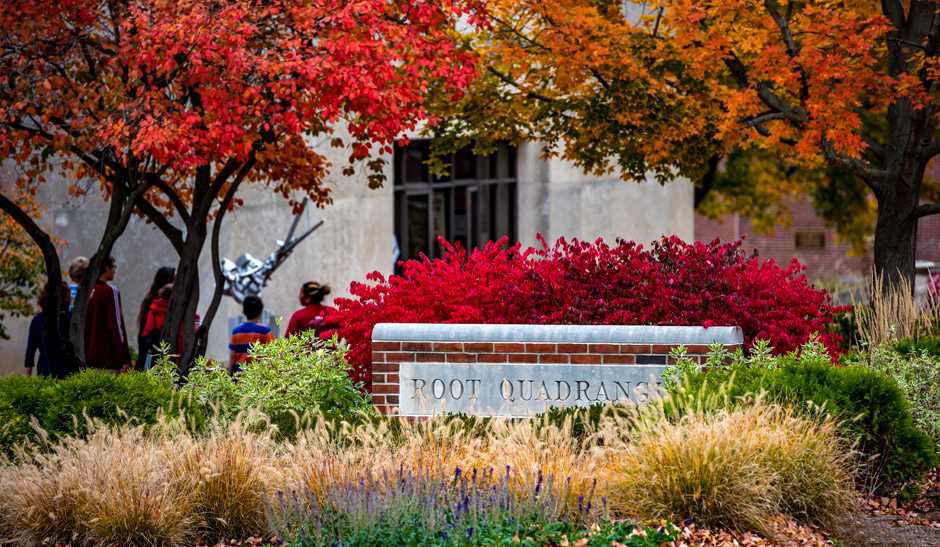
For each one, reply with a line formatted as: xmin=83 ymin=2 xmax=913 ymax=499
xmin=284 ymin=281 xmax=336 ymax=338
xmin=138 ymin=283 xmax=171 ymax=369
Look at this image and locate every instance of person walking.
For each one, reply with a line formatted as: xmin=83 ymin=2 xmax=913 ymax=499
xmin=84 ymin=256 xmax=132 ymax=373
xmin=24 ymin=281 xmax=72 ymax=378
xmin=137 ymin=266 xmax=176 ymax=358
xmin=284 ymin=281 xmax=336 ymax=338
xmin=138 ymin=282 xmax=171 ymax=369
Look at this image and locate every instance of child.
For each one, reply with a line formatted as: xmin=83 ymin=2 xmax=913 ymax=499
xmin=67 ymin=256 xmax=88 ymax=312
xmin=229 ymin=295 xmax=275 ymax=374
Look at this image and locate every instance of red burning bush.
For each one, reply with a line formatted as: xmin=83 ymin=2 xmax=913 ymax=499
xmin=330 ymin=236 xmax=845 ymax=387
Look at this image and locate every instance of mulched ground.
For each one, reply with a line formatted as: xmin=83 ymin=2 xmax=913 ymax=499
xmin=833 ymin=470 xmax=940 ymax=547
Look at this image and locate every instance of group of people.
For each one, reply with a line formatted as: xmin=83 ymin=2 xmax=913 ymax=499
xmin=23 ymin=255 xmax=335 ymax=378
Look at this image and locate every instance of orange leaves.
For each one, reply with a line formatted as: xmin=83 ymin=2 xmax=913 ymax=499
xmin=460 ymin=0 xmax=908 ymax=178
xmin=654 ymin=0 xmax=906 ymax=166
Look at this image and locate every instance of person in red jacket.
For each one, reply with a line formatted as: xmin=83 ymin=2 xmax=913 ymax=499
xmin=138 ymin=283 xmax=200 ymax=369
xmin=284 ymin=281 xmax=336 ymax=338
xmin=84 ymin=256 xmax=132 ymax=373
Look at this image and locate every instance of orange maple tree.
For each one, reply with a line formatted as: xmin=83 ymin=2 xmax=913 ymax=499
xmin=432 ymin=0 xmax=939 ymax=296
xmin=0 ymin=184 xmax=46 ymax=340
xmin=0 ymin=0 xmax=479 ymax=365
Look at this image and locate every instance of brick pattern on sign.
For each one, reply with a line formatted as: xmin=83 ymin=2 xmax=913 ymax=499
xmin=370 ymin=340 xmax=737 ymax=415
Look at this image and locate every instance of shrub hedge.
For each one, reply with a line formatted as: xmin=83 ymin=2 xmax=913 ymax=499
xmin=852 ymin=338 xmax=940 ymax=452
xmin=0 ymin=369 xmax=196 ymax=456
xmin=332 ymin=236 xmax=845 ymax=388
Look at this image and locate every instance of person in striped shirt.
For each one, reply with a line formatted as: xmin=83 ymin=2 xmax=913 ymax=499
xmin=229 ymin=295 xmax=275 ymax=374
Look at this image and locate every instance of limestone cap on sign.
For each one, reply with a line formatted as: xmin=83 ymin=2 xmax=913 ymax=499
xmin=371 ymin=323 xmax=743 ymax=345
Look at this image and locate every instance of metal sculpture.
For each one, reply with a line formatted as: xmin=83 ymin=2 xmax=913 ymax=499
xmin=221 ymin=197 xmax=323 ymax=303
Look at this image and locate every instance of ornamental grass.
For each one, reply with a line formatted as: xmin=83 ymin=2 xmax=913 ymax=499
xmin=0 ymin=420 xmax=193 ymax=547
xmin=606 ymin=387 xmax=857 ymax=534
xmin=0 ymin=389 xmax=857 ymax=546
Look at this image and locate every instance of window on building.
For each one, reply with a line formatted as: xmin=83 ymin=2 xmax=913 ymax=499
xmin=794 ymin=229 xmax=826 ymax=251
xmin=393 ymin=141 xmax=517 ymax=270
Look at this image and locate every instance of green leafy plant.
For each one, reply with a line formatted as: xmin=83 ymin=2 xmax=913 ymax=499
xmin=0 ymin=396 xmax=31 ymax=458
xmin=0 ymin=374 xmax=54 ymax=425
xmin=851 ymin=339 xmax=940 ymax=453
xmin=0 ymin=370 xmax=195 ymax=455
xmin=40 ymin=369 xmax=196 ymax=439
xmin=150 ymin=330 xmax=373 ymax=435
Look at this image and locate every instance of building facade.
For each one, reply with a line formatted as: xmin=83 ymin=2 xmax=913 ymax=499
xmin=1 ymin=141 xmax=694 ymax=373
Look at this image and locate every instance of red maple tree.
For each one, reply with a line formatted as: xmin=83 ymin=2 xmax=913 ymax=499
xmin=0 ymin=0 xmax=480 ymax=366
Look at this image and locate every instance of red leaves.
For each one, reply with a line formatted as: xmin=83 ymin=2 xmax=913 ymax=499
xmin=0 ymin=0 xmax=478 ymax=209
xmin=331 ymin=235 xmax=845 ymax=389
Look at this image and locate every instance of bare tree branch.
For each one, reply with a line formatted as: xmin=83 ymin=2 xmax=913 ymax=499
xmin=740 ymin=111 xmax=787 ymax=128
xmin=150 ymin=177 xmax=192 ymax=224
xmin=820 ymin=140 xmax=896 ymax=188
xmin=750 ymin=121 xmax=800 ymax=146
xmin=591 ymin=68 xmax=610 ymax=90
xmin=915 ymin=202 xmax=940 ymax=218
xmin=134 ymin=196 xmax=184 ymax=253
xmin=724 ymin=52 xmax=809 ymax=123
xmin=862 ymin=135 xmax=887 ymax=162
xmin=763 ymin=0 xmax=800 ymax=59
xmin=486 ymin=66 xmax=556 ymax=103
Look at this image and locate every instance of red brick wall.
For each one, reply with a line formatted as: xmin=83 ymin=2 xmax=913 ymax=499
xmin=695 ymin=199 xmax=940 ymax=283
xmin=370 ymin=339 xmax=736 ymax=415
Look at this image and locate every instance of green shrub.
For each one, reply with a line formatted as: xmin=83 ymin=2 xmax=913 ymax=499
xmin=893 ymin=336 xmax=940 ymax=359
xmin=40 ymin=369 xmax=195 ymax=438
xmin=0 ymin=375 xmax=56 ymax=451
xmin=850 ymin=340 xmax=940 ymax=453
xmin=666 ymin=339 xmax=936 ymax=499
xmin=151 ymin=331 xmax=374 ymax=436
xmin=0 ymin=397 xmax=31 ymax=458
xmin=0 ymin=374 xmax=53 ymax=424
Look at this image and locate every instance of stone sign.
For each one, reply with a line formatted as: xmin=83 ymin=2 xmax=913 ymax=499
xmin=399 ymin=362 xmax=666 ymax=417
xmin=370 ymin=322 xmax=744 ymax=417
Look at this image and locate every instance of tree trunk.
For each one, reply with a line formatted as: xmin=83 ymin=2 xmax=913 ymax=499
xmin=161 ymin=220 xmax=207 ymax=374
xmin=693 ymin=154 xmax=721 ymax=210
xmin=200 ymin=197 xmax=232 ymax=338
xmin=871 ymin=183 xmax=920 ymax=298
xmin=0 ymin=192 xmax=71 ymax=369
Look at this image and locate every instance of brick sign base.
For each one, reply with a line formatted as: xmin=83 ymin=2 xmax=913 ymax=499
xmin=371 ymin=324 xmax=743 ymax=417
